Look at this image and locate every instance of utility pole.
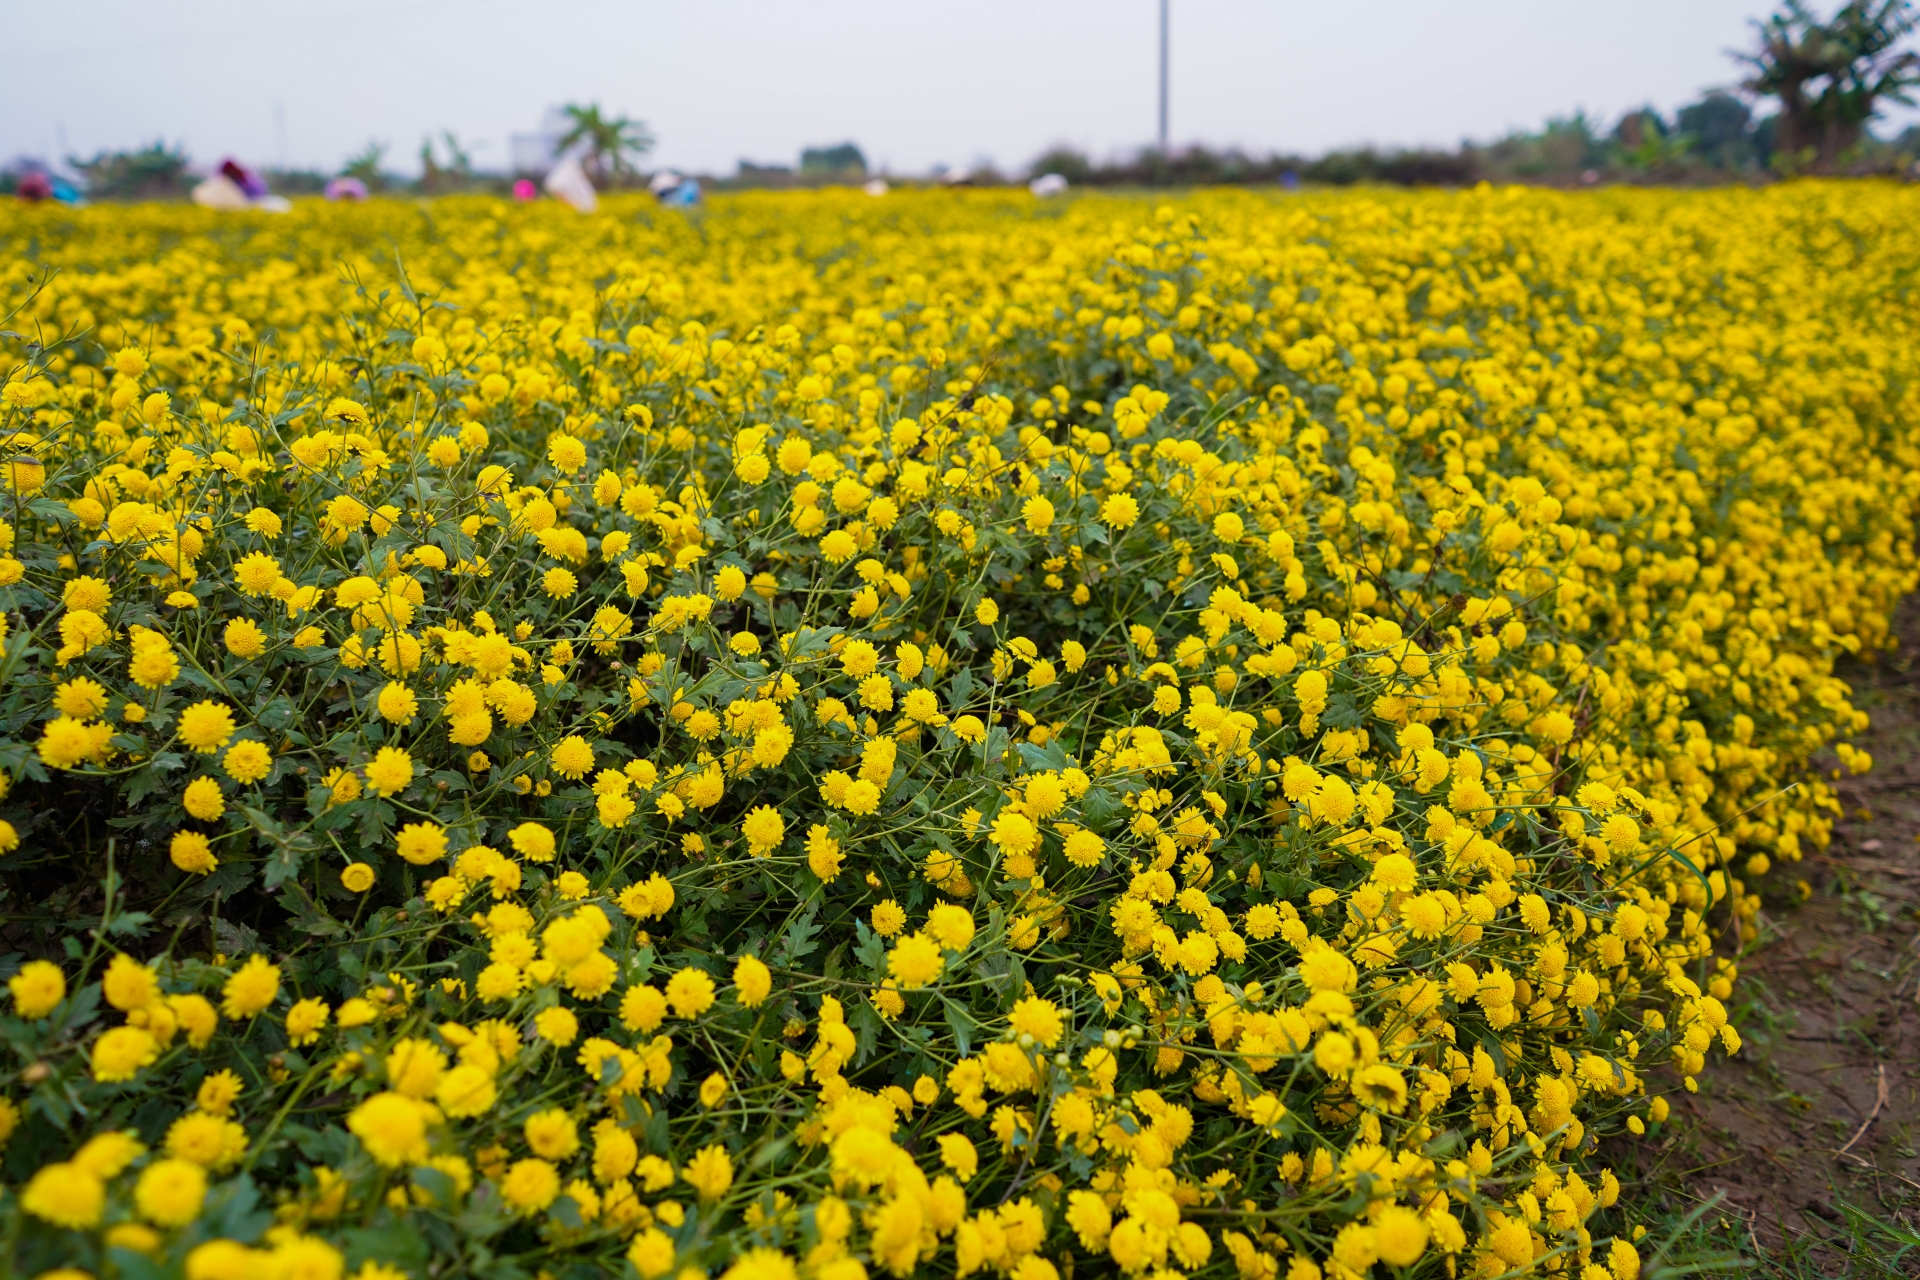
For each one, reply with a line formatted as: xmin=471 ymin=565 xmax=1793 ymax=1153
xmin=1157 ymin=0 xmax=1169 ymax=152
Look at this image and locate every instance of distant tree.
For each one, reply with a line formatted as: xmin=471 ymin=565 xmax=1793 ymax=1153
xmin=1675 ymin=90 xmax=1756 ymax=165
xmin=69 ymin=142 xmax=190 ymax=200
xmin=1544 ymin=113 xmax=1607 ymax=169
xmin=342 ymin=141 xmax=390 ymax=190
xmin=1612 ymin=107 xmax=1687 ymax=169
xmin=263 ymin=169 xmax=329 ymax=195
xmin=731 ymin=160 xmax=796 ymax=190
xmin=799 ymin=143 xmax=867 ymax=176
xmin=1612 ymin=106 xmax=1669 ymax=147
xmin=1483 ymin=113 xmax=1604 ymax=179
xmin=557 ymin=104 xmax=653 ymax=187
xmin=1737 ymin=0 xmax=1920 ymax=170
xmin=1026 ymin=147 xmax=1096 ymax=183
xmin=1373 ymin=150 xmax=1481 ymax=186
xmin=1299 ymin=149 xmax=1375 ymax=185
xmin=420 ymin=131 xmax=475 ymax=193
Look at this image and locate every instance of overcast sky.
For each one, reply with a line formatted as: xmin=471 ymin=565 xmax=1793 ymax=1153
xmin=5 ymin=1 xmax=1906 ymax=178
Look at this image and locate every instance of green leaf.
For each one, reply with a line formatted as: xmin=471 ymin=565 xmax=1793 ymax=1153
xmin=26 ymin=496 xmax=76 ymax=525
xmin=366 ymin=531 xmax=411 ymax=571
xmin=431 ymin=518 xmax=475 ymax=563
xmin=1323 ymin=692 xmax=1366 ymax=729
xmin=105 ymin=1249 xmax=167 ymax=1280
xmin=276 ymin=886 xmax=344 ymax=938
xmin=942 ymin=998 xmax=975 ymax=1056
xmin=847 ymin=999 xmax=883 ymax=1065
xmin=255 ymin=695 xmax=297 ymax=732
xmin=641 ymin=1101 xmax=670 ymax=1154
xmin=213 ymin=917 xmax=263 ymax=956
xmin=261 ymin=842 xmax=302 ymax=892
xmin=1017 ymin=739 xmax=1070 ymax=773
xmin=206 ymin=1173 xmax=272 ymax=1243
xmin=410 ymin=1165 xmax=456 ymax=1207
xmin=1080 ymin=787 xmax=1122 ymax=832
xmin=344 ymin=1225 xmax=429 ymax=1272
xmin=750 ymin=1134 xmax=793 ymax=1170
xmin=104 ymin=911 xmax=153 ymax=938
xmin=852 ymin=919 xmax=887 ymax=975
xmin=240 ymin=804 xmax=285 ymax=839
xmin=123 ymin=763 xmax=168 ymax=808
xmin=0 ymin=633 xmax=30 ymax=689
xmin=777 ymin=908 xmax=821 ymax=967
xmin=1001 ymin=956 xmax=1027 ymax=1001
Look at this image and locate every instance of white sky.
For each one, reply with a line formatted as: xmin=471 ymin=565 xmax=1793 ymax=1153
xmin=4 ymin=0 xmax=1909 ymax=178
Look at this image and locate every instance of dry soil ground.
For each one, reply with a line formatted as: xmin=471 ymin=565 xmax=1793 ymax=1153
xmin=1617 ymin=599 xmax=1920 ymax=1276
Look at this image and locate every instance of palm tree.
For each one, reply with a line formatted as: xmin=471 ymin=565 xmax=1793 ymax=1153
xmin=419 ymin=131 xmax=475 ymax=194
xmin=1738 ymin=0 xmax=1920 ymax=171
xmin=557 ymin=103 xmax=655 ymax=188
xmin=341 ymin=141 xmax=389 ymax=191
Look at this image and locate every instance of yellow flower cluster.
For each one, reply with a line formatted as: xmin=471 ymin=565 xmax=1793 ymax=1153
xmin=0 ymin=182 xmax=1906 ymax=1280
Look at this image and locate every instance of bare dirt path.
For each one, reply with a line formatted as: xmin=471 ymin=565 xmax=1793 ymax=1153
xmin=1631 ymin=599 xmax=1920 ymax=1273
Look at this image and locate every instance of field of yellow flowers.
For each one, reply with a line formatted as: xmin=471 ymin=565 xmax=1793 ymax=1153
xmin=0 ymin=182 xmax=1911 ymax=1280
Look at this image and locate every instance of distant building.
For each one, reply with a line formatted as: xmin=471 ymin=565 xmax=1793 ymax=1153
xmin=510 ymin=109 xmax=573 ymax=177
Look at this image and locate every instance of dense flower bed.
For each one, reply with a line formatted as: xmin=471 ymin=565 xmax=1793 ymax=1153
xmin=0 ymin=183 xmax=1911 ymax=1280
